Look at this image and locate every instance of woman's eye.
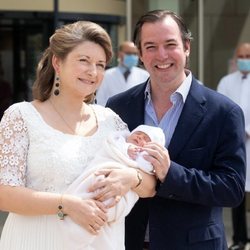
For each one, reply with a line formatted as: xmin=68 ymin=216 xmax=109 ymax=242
xmin=79 ymin=58 xmax=88 ymax=63
xmin=97 ymin=64 xmax=105 ymax=70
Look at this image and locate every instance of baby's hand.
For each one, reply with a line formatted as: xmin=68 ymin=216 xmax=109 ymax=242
xmin=127 ymin=145 xmax=141 ymax=160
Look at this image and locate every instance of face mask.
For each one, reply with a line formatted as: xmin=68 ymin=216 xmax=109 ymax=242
xmin=123 ymin=54 xmax=139 ymax=69
xmin=237 ymin=59 xmax=250 ymax=72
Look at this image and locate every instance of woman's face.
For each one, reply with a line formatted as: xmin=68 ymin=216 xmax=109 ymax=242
xmin=54 ymin=41 xmax=107 ymax=99
xmin=127 ymin=131 xmax=151 ymax=147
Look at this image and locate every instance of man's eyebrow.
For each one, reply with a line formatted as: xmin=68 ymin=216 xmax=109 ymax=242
xmin=142 ymin=39 xmax=177 ymax=46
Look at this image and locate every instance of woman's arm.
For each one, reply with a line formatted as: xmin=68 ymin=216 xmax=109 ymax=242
xmin=0 ymin=185 xmax=61 ymax=215
xmin=0 ymin=185 xmax=107 ymax=234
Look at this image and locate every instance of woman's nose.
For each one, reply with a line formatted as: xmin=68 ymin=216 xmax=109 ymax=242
xmin=87 ymin=64 xmax=97 ymax=76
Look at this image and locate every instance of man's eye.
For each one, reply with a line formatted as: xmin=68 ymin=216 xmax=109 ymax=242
xmin=145 ymin=46 xmax=156 ymax=50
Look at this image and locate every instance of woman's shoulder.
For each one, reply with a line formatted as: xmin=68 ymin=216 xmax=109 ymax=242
xmin=3 ymin=101 xmax=29 ymax=117
xmin=91 ymin=104 xmax=118 ymax=117
xmin=0 ymin=102 xmax=30 ymax=132
xmin=91 ymin=104 xmax=128 ymax=131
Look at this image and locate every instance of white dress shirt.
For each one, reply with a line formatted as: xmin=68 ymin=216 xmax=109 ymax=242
xmin=217 ymin=71 xmax=250 ymax=190
xmin=96 ymin=66 xmax=149 ymax=106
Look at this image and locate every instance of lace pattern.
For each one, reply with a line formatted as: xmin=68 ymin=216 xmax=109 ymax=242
xmin=0 ymin=106 xmax=28 ymax=186
xmin=0 ymin=102 xmax=128 ymax=192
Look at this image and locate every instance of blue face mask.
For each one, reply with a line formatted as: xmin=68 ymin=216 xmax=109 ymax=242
xmin=123 ymin=54 xmax=139 ymax=69
xmin=237 ymin=59 xmax=250 ymax=72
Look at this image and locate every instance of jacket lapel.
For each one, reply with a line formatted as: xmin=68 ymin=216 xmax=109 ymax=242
xmin=125 ymin=83 xmax=146 ymax=130
xmin=168 ymin=81 xmax=207 ymax=159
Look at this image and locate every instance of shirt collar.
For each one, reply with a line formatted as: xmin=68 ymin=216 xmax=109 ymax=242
xmin=118 ymin=65 xmax=130 ymax=74
xmin=144 ymin=70 xmax=192 ymax=103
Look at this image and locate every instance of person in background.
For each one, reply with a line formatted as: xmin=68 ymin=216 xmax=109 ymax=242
xmin=106 ymin=9 xmax=246 ymax=250
xmin=0 ymin=21 xmax=156 ymax=250
xmin=217 ymin=42 xmax=250 ymax=250
xmin=96 ymin=41 xmax=149 ymax=106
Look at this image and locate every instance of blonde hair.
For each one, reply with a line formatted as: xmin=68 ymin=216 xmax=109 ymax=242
xmin=32 ymin=21 xmax=113 ymax=102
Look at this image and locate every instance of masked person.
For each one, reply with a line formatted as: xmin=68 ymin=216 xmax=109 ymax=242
xmin=96 ymin=41 xmax=149 ymax=106
xmin=217 ymin=42 xmax=250 ymax=250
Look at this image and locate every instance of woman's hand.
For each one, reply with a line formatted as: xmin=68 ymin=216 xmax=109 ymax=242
xmin=142 ymin=142 xmax=170 ymax=182
xmin=88 ymin=168 xmax=138 ymax=208
xmin=62 ymin=194 xmax=108 ymax=234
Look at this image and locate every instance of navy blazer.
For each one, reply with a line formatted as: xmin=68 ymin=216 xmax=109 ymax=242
xmin=106 ymin=78 xmax=246 ymax=250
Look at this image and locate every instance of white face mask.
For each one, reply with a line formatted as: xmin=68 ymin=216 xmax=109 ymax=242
xmin=237 ymin=59 xmax=250 ymax=72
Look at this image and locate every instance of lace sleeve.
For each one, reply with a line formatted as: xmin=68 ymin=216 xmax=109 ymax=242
xmin=0 ymin=106 xmax=29 ymax=186
xmin=103 ymin=107 xmax=128 ymax=132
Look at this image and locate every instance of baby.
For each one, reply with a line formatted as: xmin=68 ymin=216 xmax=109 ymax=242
xmin=58 ymin=125 xmax=165 ymax=250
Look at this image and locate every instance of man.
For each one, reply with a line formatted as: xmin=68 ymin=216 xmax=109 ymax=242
xmin=106 ymin=10 xmax=246 ymax=250
xmin=217 ymin=42 xmax=250 ymax=250
xmin=96 ymin=41 xmax=149 ymax=106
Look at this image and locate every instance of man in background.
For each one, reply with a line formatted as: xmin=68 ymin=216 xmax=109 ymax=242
xmin=217 ymin=42 xmax=250 ymax=250
xmin=96 ymin=41 xmax=149 ymax=106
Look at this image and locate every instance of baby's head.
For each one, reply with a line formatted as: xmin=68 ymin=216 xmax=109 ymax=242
xmin=127 ymin=125 xmax=165 ymax=147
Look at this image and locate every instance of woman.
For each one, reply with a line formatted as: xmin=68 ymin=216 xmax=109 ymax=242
xmin=0 ymin=21 xmax=156 ymax=250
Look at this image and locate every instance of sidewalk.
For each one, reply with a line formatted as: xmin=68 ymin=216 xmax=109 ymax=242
xmin=224 ymin=207 xmax=250 ymax=250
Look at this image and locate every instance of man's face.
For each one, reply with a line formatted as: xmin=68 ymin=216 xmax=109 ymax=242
xmin=139 ymin=16 xmax=190 ymax=90
xmin=236 ymin=44 xmax=250 ymax=60
xmin=236 ymin=44 xmax=250 ymax=73
xmin=119 ymin=42 xmax=139 ymax=69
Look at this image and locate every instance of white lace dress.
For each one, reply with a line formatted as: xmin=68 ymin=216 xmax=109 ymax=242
xmin=0 ymin=101 xmax=128 ymax=250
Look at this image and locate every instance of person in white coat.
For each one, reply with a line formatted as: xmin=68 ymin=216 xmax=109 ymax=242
xmin=96 ymin=41 xmax=149 ymax=106
xmin=217 ymin=42 xmax=250 ymax=250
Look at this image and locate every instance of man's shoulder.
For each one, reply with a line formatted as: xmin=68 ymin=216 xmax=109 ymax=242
xmin=191 ymin=80 xmax=239 ymax=109
xmin=104 ymin=66 xmax=120 ymax=76
xmin=106 ymin=83 xmax=146 ymax=111
xmin=218 ymin=71 xmax=240 ymax=85
xmin=131 ymin=66 xmax=149 ymax=76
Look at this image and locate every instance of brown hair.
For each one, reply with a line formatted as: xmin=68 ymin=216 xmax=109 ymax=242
xmin=133 ymin=9 xmax=193 ymax=53
xmin=32 ymin=21 xmax=113 ymax=102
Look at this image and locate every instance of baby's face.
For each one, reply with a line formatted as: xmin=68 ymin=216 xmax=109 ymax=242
xmin=127 ymin=131 xmax=151 ymax=147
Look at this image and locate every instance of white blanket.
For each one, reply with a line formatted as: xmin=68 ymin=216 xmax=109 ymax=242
xmin=58 ymin=132 xmax=148 ymax=250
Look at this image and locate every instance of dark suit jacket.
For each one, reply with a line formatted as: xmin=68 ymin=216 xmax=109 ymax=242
xmin=106 ymin=78 xmax=246 ymax=250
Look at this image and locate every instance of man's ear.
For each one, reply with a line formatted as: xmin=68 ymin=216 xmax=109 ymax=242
xmin=184 ymin=41 xmax=190 ymax=57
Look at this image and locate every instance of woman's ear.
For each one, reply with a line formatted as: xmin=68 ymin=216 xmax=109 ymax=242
xmin=52 ymin=55 xmax=60 ymax=74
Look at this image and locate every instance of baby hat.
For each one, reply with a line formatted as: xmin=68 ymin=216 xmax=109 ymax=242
xmin=131 ymin=125 xmax=165 ymax=146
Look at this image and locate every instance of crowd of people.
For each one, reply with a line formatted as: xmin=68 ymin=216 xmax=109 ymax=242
xmin=0 ymin=8 xmax=249 ymax=250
